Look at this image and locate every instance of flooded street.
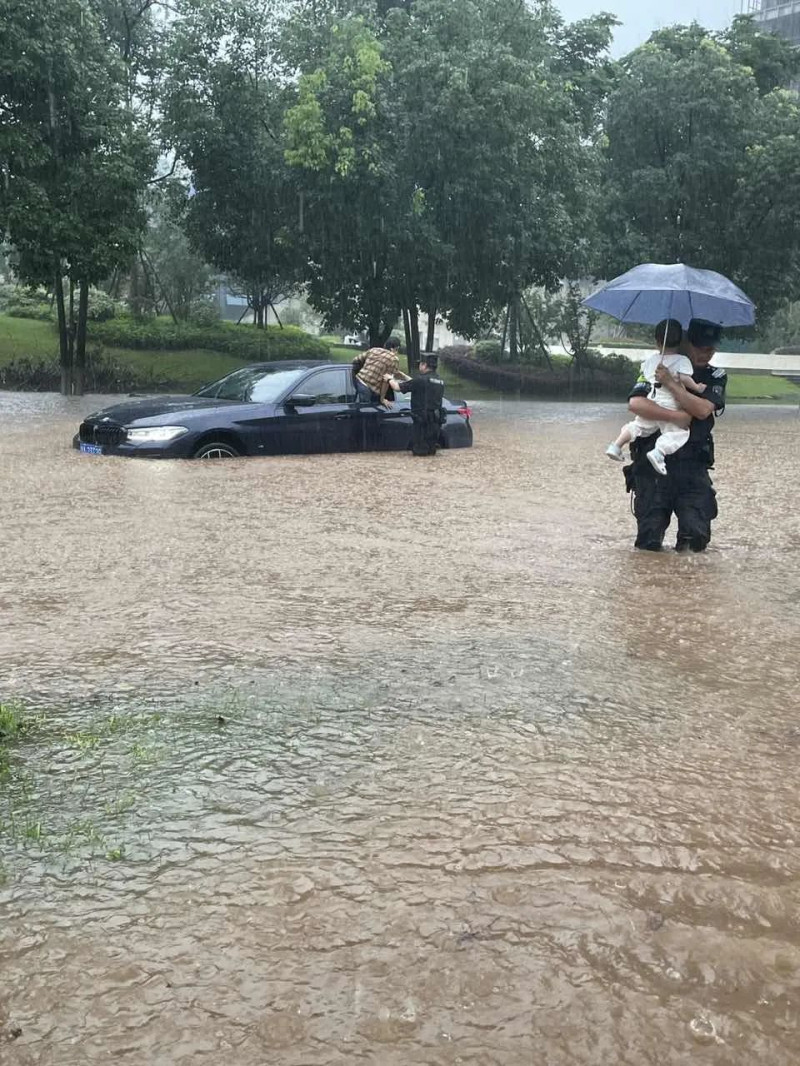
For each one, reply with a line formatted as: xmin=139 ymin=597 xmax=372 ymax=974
xmin=1 ymin=391 xmax=800 ymax=1065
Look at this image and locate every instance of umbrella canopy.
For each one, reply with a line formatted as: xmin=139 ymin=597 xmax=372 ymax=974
xmin=582 ymin=263 xmax=755 ymax=328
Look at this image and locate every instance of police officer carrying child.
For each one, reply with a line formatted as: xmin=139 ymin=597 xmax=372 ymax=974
xmin=625 ymin=318 xmax=727 ymax=552
xmin=389 ymin=353 xmax=446 ymax=456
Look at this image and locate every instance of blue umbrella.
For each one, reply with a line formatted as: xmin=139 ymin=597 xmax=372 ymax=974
xmin=582 ymin=263 xmax=755 ymax=328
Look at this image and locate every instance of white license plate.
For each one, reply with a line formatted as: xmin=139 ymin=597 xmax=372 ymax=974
xmin=79 ymin=443 xmax=103 ymax=455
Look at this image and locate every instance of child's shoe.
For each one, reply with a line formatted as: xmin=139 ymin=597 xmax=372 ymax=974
xmin=647 ymin=448 xmax=667 ymax=476
xmin=605 ymin=443 xmax=625 ymax=461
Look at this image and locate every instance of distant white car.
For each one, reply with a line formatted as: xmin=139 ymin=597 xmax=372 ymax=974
xmin=343 ymin=334 xmax=363 ymax=347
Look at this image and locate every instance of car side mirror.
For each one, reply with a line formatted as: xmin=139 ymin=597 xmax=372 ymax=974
xmin=286 ymin=394 xmax=316 ymax=408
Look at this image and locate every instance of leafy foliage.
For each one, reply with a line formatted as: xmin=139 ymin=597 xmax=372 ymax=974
xmin=163 ymin=0 xmax=305 ymax=325
xmin=760 ymin=300 xmax=800 ymax=351
xmin=0 ymin=0 xmax=155 ymax=392
xmin=136 ymin=191 xmax=216 ymax=321
xmin=602 ymin=22 xmax=800 ymax=318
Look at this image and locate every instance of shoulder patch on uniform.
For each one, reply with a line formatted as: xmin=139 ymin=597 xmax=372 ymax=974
xmin=712 ymin=367 xmax=726 ymax=378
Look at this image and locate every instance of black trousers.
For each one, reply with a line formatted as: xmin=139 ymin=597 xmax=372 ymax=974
xmin=628 ymin=456 xmax=718 ymax=552
xmin=411 ymin=414 xmax=440 ymax=456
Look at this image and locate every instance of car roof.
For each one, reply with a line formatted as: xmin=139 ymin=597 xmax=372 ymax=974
xmin=245 ymin=360 xmax=332 ymax=371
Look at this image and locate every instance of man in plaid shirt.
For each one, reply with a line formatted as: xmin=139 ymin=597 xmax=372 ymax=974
xmin=351 ymin=338 xmax=409 ymax=408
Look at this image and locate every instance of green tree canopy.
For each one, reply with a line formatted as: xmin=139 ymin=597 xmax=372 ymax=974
xmin=0 ymin=0 xmax=155 ymax=392
xmin=163 ymin=0 xmax=305 ymax=326
xmin=282 ymin=0 xmax=614 ymax=359
xmin=602 ymin=22 xmax=800 ymax=318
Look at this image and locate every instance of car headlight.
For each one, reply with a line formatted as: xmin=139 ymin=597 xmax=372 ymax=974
xmin=125 ymin=426 xmax=189 ymax=443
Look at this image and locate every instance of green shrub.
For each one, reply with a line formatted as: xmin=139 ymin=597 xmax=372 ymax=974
xmin=87 ymin=288 xmax=125 ymax=322
xmin=188 ymin=301 xmax=220 ymax=328
xmin=439 ymin=348 xmax=637 ymax=399
xmin=6 ymin=290 xmax=53 ymax=321
xmin=0 ymin=349 xmax=162 ymax=393
xmin=89 ymin=317 xmax=329 ymax=361
xmin=0 ymin=357 xmax=61 ymax=390
xmin=7 ymin=304 xmax=53 ymax=321
xmin=473 ymin=339 xmax=503 ymax=364
xmin=583 ymin=349 xmax=639 ymax=378
xmin=0 ymin=282 xmax=18 ymax=312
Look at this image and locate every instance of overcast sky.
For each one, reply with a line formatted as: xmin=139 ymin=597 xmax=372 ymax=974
xmin=557 ymin=0 xmax=742 ymax=56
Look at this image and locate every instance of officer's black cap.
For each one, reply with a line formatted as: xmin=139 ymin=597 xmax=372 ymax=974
xmin=420 ymin=353 xmax=438 ymax=369
xmin=687 ymin=319 xmax=722 ymax=349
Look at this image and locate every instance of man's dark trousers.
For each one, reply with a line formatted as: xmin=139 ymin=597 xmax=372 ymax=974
xmin=412 ymin=413 xmax=440 ymax=456
xmin=630 ymin=454 xmax=717 ymax=552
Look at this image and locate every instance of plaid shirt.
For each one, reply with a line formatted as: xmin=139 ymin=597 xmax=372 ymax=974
xmin=353 ymin=348 xmax=400 ymax=394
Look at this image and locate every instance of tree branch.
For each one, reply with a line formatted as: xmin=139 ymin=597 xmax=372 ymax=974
xmin=148 ymin=158 xmax=178 ymax=185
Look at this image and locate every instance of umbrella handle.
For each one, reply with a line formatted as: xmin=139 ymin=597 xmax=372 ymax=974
xmin=658 ymin=290 xmax=674 ymax=364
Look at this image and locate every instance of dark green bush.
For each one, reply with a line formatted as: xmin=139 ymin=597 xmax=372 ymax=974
xmin=439 ymin=347 xmax=637 ymax=399
xmin=89 ymin=317 xmax=329 ymax=361
xmin=187 ymin=301 xmax=220 ymax=327
xmin=473 ymin=339 xmax=503 ymax=364
xmin=0 ymin=283 xmax=17 ymax=312
xmin=6 ymin=290 xmax=53 ymax=320
xmin=0 ymin=350 xmax=161 ymax=393
xmin=87 ymin=289 xmax=125 ymax=321
xmin=0 ymin=357 xmax=60 ymax=390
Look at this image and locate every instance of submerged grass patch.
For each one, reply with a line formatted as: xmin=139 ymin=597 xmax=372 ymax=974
xmin=0 ymin=702 xmax=172 ymax=876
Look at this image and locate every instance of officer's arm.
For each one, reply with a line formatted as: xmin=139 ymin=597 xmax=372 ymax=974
xmin=628 ymin=396 xmax=692 ymax=427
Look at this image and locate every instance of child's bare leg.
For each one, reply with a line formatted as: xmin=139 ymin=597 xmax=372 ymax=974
xmin=613 ymin=425 xmax=633 ymax=449
xmin=606 ymin=423 xmax=633 ymax=461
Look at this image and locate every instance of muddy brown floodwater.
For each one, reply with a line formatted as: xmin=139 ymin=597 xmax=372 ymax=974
xmin=1 ymin=391 xmax=799 ymax=1065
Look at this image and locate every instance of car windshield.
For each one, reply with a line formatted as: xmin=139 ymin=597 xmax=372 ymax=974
xmin=194 ymin=366 xmax=307 ymax=403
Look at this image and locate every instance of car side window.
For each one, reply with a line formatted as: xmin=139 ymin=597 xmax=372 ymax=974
xmin=291 ymin=369 xmax=354 ymax=404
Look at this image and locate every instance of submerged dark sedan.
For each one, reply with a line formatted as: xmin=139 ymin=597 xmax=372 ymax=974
xmin=73 ymin=360 xmax=473 ymax=459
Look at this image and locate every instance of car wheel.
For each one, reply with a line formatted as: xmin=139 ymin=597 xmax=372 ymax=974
xmin=193 ymin=440 xmax=240 ymax=460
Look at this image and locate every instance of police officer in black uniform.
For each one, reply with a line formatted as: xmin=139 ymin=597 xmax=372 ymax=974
xmin=390 ymin=353 xmax=446 ymax=456
xmin=625 ymin=319 xmax=727 ymax=552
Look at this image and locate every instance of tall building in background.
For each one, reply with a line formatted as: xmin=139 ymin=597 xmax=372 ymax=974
xmin=745 ymin=0 xmax=800 ymax=46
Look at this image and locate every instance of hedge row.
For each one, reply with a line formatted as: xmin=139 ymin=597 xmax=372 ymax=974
xmin=0 ymin=354 xmax=161 ymax=393
xmin=89 ymin=317 xmax=330 ymax=361
xmin=439 ymin=347 xmax=638 ymax=399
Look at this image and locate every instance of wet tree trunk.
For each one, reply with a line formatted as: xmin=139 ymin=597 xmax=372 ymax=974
xmin=403 ymin=306 xmax=421 ymax=373
xmin=509 ymin=295 xmax=519 ymax=363
xmin=67 ymin=278 xmax=76 ymax=394
xmin=425 ymin=305 xmax=436 ymax=354
xmin=54 ymin=269 xmax=71 ymax=396
xmin=74 ymin=278 xmax=89 ymax=396
xmin=500 ymin=303 xmax=510 ymax=361
xmin=253 ymin=291 xmax=266 ymax=328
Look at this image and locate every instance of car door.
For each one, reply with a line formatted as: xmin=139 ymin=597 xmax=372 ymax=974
xmin=359 ymin=398 xmax=415 ymax=451
xmin=278 ymin=368 xmax=361 ymax=454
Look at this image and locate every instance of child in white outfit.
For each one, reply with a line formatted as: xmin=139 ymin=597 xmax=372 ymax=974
xmin=605 ymin=318 xmax=707 ymax=476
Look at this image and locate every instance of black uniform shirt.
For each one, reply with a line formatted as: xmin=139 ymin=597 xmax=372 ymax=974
xmin=629 ymin=362 xmax=727 ymax=463
xmin=398 ymin=371 xmax=445 ymax=416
